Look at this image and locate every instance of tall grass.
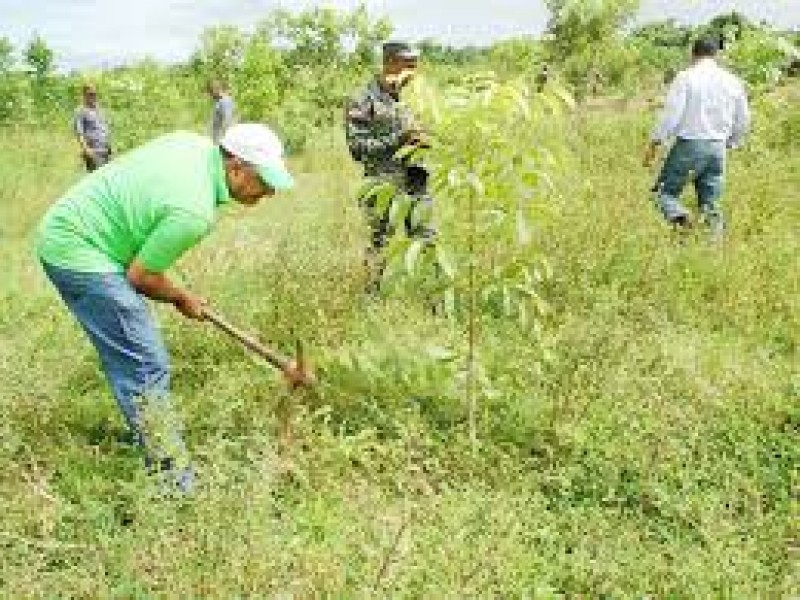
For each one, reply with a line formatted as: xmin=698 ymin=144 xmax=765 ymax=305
xmin=0 ymin=89 xmax=797 ymax=596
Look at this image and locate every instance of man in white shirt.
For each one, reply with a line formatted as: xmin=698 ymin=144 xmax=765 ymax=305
xmin=645 ymin=38 xmax=751 ymax=237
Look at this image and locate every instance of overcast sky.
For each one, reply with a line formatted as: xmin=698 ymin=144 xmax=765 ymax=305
xmin=3 ymin=0 xmax=799 ymax=69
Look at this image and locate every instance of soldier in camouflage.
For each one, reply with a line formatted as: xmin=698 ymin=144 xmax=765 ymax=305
xmin=346 ymin=41 xmax=436 ymax=291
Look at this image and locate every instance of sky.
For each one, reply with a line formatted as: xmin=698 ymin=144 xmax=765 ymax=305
xmin=2 ymin=0 xmax=799 ymax=70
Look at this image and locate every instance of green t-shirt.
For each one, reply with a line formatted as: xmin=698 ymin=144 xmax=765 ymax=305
xmin=37 ymin=131 xmax=230 ymax=273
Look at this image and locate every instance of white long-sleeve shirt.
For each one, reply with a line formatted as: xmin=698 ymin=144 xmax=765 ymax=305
xmin=652 ymin=58 xmax=751 ymax=148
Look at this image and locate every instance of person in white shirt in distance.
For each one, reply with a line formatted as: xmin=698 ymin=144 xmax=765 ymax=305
xmin=645 ymin=37 xmax=751 ymax=238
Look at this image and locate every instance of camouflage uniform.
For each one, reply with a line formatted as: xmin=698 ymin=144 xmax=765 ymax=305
xmin=346 ymin=76 xmax=436 ymax=253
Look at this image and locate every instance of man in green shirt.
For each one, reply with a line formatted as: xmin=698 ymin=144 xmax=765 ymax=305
xmin=37 ymin=123 xmax=297 ymax=494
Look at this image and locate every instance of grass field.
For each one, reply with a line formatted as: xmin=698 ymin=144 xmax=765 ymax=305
xmin=0 ymin=92 xmax=798 ymax=597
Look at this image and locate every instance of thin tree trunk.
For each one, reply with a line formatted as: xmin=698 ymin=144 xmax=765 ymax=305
xmin=467 ymin=183 xmax=477 ymax=449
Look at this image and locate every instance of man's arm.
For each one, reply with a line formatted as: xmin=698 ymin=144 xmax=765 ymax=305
xmin=100 ymin=109 xmax=111 ymax=152
xmin=126 ymin=211 xmax=210 ymax=320
xmin=73 ymin=110 xmax=92 ymax=156
xmin=728 ymin=84 xmax=751 ymax=149
xmin=652 ymin=75 xmax=688 ymax=144
xmin=127 ymin=261 xmax=206 ymax=319
xmin=645 ymin=75 xmax=688 ymax=166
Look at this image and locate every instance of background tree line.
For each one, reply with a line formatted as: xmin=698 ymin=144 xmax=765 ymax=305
xmin=0 ymin=2 xmax=797 ymax=151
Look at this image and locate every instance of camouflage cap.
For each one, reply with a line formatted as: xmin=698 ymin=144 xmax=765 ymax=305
xmin=383 ymin=41 xmax=419 ymax=61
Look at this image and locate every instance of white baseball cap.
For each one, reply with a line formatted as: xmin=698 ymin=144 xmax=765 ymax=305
xmin=220 ymin=123 xmax=294 ymax=191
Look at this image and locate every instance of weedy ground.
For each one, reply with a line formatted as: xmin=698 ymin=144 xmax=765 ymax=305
xmin=0 ymin=90 xmax=797 ymax=597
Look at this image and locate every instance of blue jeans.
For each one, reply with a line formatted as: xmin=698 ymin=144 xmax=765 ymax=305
xmin=42 ymin=261 xmax=193 ymax=493
xmin=654 ymin=139 xmax=726 ymax=236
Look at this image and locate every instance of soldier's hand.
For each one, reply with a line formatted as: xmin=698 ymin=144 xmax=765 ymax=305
xmin=397 ymin=68 xmax=416 ymax=88
xmin=403 ymin=129 xmax=431 ymax=148
xmin=385 ymin=68 xmax=416 ymax=92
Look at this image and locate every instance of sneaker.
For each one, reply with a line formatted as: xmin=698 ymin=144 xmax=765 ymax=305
xmin=147 ymin=457 xmax=195 ymax=497
xmin=671 ymin=214 xmax=692 ymax=229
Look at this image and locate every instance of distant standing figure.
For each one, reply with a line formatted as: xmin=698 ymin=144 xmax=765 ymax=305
xmin=787 ymin=58 xmax=800 ymax=78
xmin=587 ymin=67 xmax=604 ymax=96
xmin=74 ymin=84 xmax=111 ymax=172
xmin=645 ymin=38 xmax=751 ymax=238
xmin=536 ymin=64 xmax=550 ymax=92
xmin=209 ymin=81 xmax=235 ymax=144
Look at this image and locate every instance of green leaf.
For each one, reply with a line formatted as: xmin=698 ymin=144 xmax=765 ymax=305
xmin=518 ymin=301 xmax=529 ymax=329
xmin=503 ymin=285 xmax=513 ymax=317
xmin=405 ymin=239 xmax=425 ymax=274
xmin=444 ymin=288 xmax=456 ymax=317
xmin=426 ymin=345 xmax=458 ymax=362
xmin=520 ymin=166 xmax=541 ymax=188
xmin=553 ymin=85 xmax=576 ymax=110
xmin=394 ymin=144 xmax=417 ymax=160
xmin=435 ymin=245 xmax=457 ymax=280
xmin=360 ymin=181 xmax=397 ymax=215
xmin=511 ymin=88 xmax=531 ymax=120
xmin=388 ymin=195 xmax=410 ymax=228
xmin=516 ymin=211 xmax=532 ymax=246
xmin=539 ymin=171 xmax=555 ymax=194
xmin=466 ymin=173 xmax=485 ymax=197
xmin=515 ymin=285 xmax=551 ymax=315
xmin=447 ymin=168 xmax=462 ymax=188
xmin=539 ymin=92 xmax=563 ymax=117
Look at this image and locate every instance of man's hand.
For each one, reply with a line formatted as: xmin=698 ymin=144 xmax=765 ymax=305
xmin=78 ymin=137 xmax=93 ymax=158
xmin=643 ymin=142 xmax=660 ymax=168
xmin=173 ymin=292 xmax=207 ymax=321
xmin=385 ymin=68 xmax=417 ymax=93
xmin=402 ymin=129 xmax=431 ymax=148
xmin=282 ymin=359 xmax=315 ymax=389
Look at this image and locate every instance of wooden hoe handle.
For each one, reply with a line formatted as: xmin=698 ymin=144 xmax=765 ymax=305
xmin=204 ymin=309 xmax=292 ymax=372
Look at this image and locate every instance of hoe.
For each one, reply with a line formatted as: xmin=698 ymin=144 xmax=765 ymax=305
xmin=203 ymin=308 xmax=315 ymax=389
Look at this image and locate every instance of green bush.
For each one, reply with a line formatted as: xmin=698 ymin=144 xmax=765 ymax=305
xmin=724 ymin=28 xmax=796 ymax=88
